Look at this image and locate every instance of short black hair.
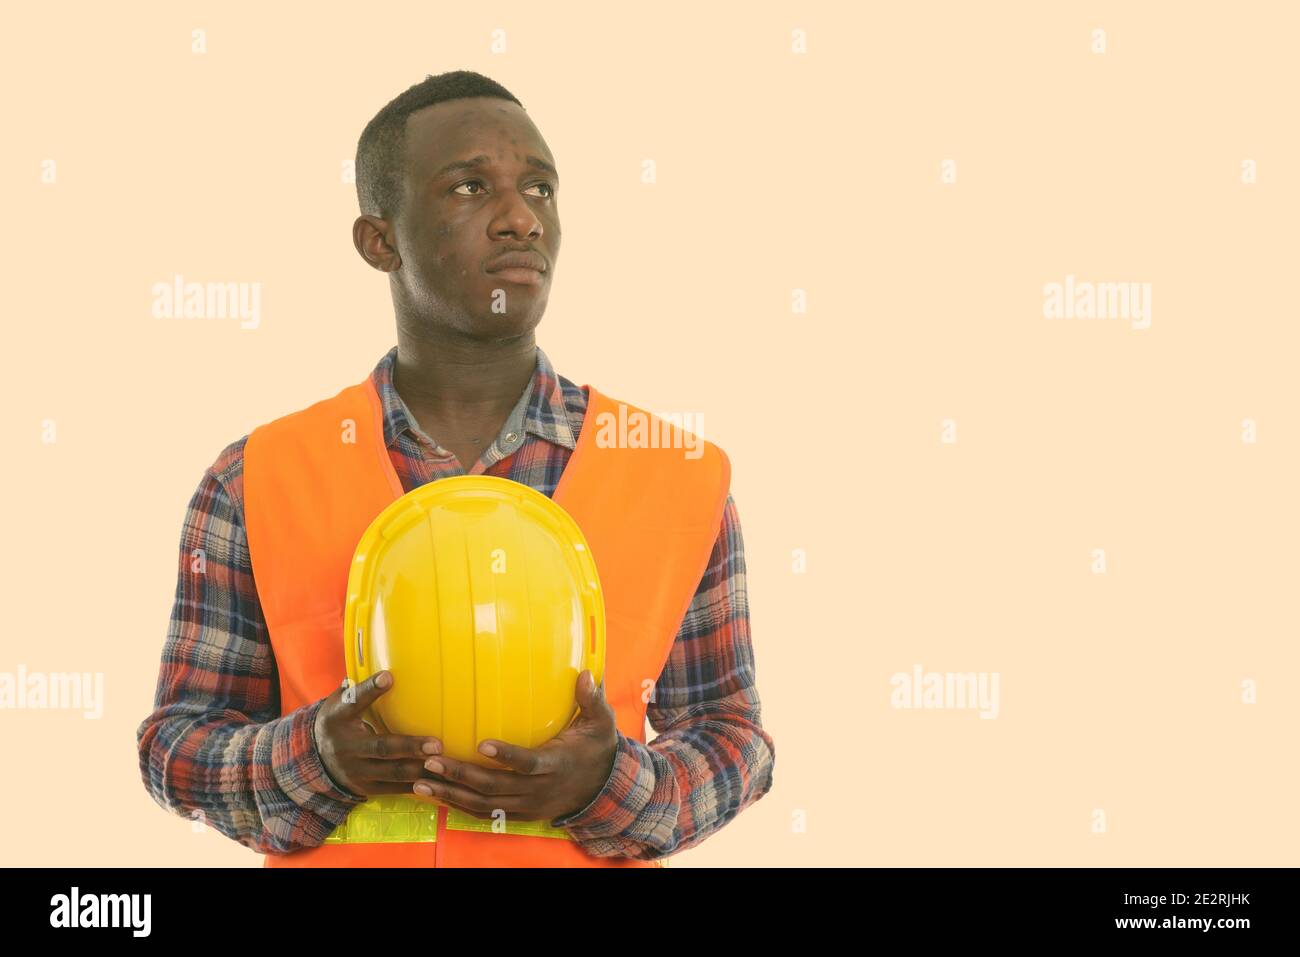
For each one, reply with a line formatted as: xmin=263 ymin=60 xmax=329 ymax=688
xmin=355 ymin=70 xmax=523 ymax=220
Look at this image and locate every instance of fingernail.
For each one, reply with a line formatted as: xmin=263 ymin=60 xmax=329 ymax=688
xmin=414 ymin=783 xmax=432 ymax=796
xmin=479 ymin=743 xmax=497 ymax=757
xmin=425 ymin=759 xmax=444 ymax=775
xmin=376 ymin=671 xmax=391 ymax=688
xmin=422 ymin=740 xmax=441 ymax=755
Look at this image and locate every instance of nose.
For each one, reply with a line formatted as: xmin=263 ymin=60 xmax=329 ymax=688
xmin=491 ymin=190 xmax=544 ymax=241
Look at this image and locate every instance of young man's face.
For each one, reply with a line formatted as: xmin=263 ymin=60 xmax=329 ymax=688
xmin=379 ymin=96 xmax=560 ymax=341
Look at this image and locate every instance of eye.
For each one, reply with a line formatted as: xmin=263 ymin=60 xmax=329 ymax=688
xmin=528 ymin=182 xmax=555 ymax=199
xmin=452 ymin=180 xmax=486 ymax=196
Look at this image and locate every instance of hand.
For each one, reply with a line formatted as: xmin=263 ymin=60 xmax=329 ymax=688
xmin=313 ymin=670 xmax=443 ymax=798
xmin=412 ymin=669 xmax=618 ymax=823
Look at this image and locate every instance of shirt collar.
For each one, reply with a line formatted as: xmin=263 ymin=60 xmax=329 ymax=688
xmin=370 ymin=344 xmax=578 ymax=453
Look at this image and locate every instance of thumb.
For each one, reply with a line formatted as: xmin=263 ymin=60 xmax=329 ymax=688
xmin=576 ymin=670 xmax=610 ymax=721
xmin=340 ymin=670 xmax=392 ymax=717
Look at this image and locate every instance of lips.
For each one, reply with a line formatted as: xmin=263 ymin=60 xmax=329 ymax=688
xmin=485 ymin=251 xmax=546 ymax=274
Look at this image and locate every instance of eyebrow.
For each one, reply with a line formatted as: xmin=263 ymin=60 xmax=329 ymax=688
xmin=431 ymin=154 xmax=559 ymax=182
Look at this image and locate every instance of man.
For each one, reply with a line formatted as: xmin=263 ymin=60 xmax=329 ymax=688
xmin=136 ymin=70 xmax=775 ymax=867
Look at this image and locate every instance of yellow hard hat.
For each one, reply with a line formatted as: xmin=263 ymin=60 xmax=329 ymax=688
xmin=342 ymin=475 xmax=605 ymax=767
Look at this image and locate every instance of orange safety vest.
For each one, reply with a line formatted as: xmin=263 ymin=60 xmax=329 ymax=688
xmin=242 ymin=370 xmax=730 ymax=867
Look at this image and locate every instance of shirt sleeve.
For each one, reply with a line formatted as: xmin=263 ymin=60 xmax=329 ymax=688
xmin=549 ymin=493 xmax=777 ymax=859
xmin=135 ymin=447 xmax=367 ymax=855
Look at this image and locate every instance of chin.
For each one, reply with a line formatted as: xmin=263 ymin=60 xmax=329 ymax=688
xmin=468 ymin=309 xmax=544 ymax=341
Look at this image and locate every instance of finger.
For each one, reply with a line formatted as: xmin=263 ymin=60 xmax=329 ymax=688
xmin=411 ymin=778 xmax=525 ymax=816
xmin=337 ymin=671 xmax=395 ymax=718
xmin=575 ymin=670 xmax=614 ymax=725
xmin=354 ymin=780 xmax=434 ymax=796
xmin=422 ymin=755 xmax=533 ymax=796
xmin=475 ymin=739 xmax=549 ymax=775
xmin=359 ymin=758 xmax=444 ymax=784
xmin=410 ymin=789 xmax=496 ymax=821
xmin=575 ymin=670 xmax=596 ymax=708
xmin=353 ymin=732 xmax=443 ymax=761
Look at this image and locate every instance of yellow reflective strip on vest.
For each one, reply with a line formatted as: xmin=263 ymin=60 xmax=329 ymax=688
xmin=444 ymin=806 xmax=574 ymax=840
xmin=324 ymin=795 xmax=439 ymax=844
xmin=324 ymin=795 xmax=576 ymax=844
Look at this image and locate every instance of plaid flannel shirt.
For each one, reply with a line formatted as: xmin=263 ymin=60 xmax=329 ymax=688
xmin=137 ymin=345 xmax=775 ymax=861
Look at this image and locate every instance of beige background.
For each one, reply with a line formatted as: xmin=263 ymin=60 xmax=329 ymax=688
xmin=2 ymin=2 xmax=1297 ymax=867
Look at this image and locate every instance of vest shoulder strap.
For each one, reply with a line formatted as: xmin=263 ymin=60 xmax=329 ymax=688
xmin=555 ymin=386 xmax=731 ymax=645
xmin=244 ymin=378 xmax=400 ymax=627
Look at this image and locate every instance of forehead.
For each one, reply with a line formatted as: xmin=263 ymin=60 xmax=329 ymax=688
xmin=403 ymin=97 xmax=550 ymax=179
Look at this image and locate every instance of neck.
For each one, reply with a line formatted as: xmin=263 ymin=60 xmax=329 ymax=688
xmin=392 ymin=324 xmax=538 ymax=422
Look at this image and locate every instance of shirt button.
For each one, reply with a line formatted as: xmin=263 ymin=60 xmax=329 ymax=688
xmin=504 ymin=432 xmax=519 ymax=444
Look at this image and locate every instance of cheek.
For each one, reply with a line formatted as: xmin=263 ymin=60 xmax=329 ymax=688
xmin=407 ymin=218 xmax=480 ymax=293
xmin=430 ymin=222 xmax=470 ymax=272
xmin=426 ymin=242 xmax=463 ymax=275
